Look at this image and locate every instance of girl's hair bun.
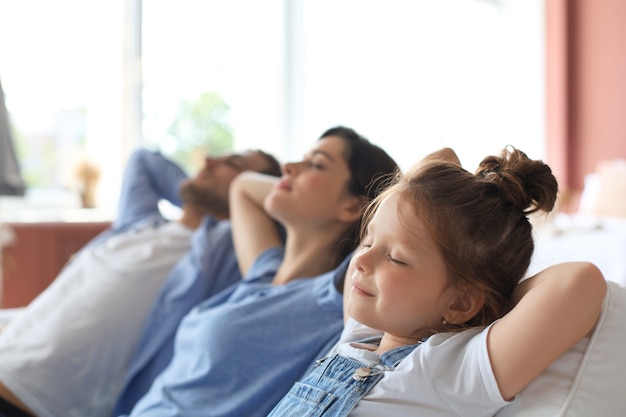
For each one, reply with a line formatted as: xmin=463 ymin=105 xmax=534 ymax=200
xmin=476 ymin=146 xmax=558 ymax=215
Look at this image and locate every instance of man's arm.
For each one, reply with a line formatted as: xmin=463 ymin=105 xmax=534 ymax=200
xmin=114 ymin=149 xmax=188 ymax=229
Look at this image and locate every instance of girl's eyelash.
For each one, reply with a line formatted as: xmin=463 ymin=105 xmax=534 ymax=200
xmin=387 ymin=254 xmax=406 ymax=266
xmin=360 ymin=242 xmax=405 ymax=265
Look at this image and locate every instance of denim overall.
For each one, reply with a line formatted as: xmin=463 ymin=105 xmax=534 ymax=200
xmin=267 ymin=337 xmax=421 ymax=417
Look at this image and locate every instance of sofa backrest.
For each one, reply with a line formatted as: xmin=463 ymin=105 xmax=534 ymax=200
xmin=496 ymin=280 xmax=626 ymax=416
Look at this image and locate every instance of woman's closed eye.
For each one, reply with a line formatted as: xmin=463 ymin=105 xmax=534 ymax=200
xmin=308 ymin=154 xmax=329 ymax=170
xmin=308 ymin=161 xmax=324 ymax=170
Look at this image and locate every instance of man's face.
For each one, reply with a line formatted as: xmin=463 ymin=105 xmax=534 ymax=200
xmin=179 ymin=151 xmax=270 ymax=219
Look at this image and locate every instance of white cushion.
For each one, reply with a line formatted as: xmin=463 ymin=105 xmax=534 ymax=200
xmin=496 ymin=280 xmax=626 ymax=416
xmin=587 ymin=160 xmax=626 ymax=218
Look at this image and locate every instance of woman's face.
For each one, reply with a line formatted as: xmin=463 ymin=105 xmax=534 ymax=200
xmin=264 ymin=135 xmax=356 ymax=229
xmin=347 ymin=192 xmax=456 ymax=343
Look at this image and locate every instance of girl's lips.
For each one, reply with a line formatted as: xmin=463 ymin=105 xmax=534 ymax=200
xmin=351 ymin=279 xmax=373 ymax=297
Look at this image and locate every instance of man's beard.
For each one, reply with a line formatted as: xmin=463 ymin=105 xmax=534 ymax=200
xmin=179 ymin=182 xmax=229 ymax=217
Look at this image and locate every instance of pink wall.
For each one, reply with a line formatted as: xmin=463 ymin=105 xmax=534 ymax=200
xmin=546 ymin=0 xmax=626 ymax=208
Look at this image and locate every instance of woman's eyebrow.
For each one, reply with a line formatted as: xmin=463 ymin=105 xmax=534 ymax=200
xmin=311 ymin=150 xmax=334 ymax=161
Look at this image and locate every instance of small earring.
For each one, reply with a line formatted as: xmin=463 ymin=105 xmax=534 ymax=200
xmin=442 ymin=318 xmax=448 ymax=326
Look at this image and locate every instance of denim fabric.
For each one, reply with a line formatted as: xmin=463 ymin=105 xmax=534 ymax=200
xmin=267 ymin=340 xmax=420 ymax=417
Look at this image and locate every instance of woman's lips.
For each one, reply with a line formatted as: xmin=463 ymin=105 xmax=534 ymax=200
xmin=276 ymin=179 xmax=291 ymax=191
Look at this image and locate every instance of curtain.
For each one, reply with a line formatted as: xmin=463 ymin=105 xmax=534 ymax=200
xmin=0 ymin=76 xmax=25 ymax=196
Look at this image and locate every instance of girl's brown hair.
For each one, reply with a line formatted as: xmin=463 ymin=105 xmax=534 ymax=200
xmin=361 ymin=146 xmax=558 ymax=329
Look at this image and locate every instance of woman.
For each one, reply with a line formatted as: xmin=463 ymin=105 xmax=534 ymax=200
xmin=122 ymin=126 xmax=399 ymax=417
xmin=267 ymin=146 xmax=606 ymax=416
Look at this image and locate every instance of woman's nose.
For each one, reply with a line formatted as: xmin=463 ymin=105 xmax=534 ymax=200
xmin=282 ymin=161 xmax=298 ymax=175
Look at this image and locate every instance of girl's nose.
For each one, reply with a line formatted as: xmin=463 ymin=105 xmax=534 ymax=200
xmin=352 ymin=248 xmax=370 ymax=274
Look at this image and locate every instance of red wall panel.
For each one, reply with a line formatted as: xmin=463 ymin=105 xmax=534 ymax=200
xmin=1 ymin=222 xmax=110 ymax=308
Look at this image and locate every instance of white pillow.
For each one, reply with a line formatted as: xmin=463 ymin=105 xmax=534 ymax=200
xmin=495 ymin=280 xmax=626 ymax=417
xmin=588 ymin=161 xmax=626 ymax=218
xmin=577 ymin=173 xmax=602 ymax=214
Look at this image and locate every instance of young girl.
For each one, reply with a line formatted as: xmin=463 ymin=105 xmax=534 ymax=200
xmin=268 ymin=146 xmax=607 ymax=417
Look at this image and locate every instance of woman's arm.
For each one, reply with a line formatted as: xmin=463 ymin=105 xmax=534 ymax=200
xmin=487 ymin=262 xmax=607 ymax=401
xmin=229 ymin=171 xmax=284 ymax=276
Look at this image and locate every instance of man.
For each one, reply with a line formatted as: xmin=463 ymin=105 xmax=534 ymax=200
xmin=0 ymin=148 xmax=281 ymax=417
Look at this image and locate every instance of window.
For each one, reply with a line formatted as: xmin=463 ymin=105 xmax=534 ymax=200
xmin=141 ymin=0 xmax=284 ymax=172
xmin=0 ymin=0 xmax=125 ymax=215
xmin=291 ymin=0 xmax=545 ymax=171
xmin=0 ymin=0 xmax=544 ymax=217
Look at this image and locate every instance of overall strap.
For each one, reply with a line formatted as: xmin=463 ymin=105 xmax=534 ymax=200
xmin=268 ymin=339 xmax=425 ymax=417
xmin=326 ymin=341 xmax=421 ymax=417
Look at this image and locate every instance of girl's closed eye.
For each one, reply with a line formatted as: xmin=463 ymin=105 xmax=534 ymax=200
xmin=387 ymin=253 xmax=406 ymax=266
xmin=360 ymin=242 xmax=372 ymax=249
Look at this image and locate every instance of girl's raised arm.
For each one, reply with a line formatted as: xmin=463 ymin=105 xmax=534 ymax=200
xmin=229 ymin=171 xmax=283 ymax=276
xmin=487 ymin=262 xmax=607 ymax=401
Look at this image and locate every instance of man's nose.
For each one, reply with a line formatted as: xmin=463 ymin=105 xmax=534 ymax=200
xmin=204 ymin=157 xmax=218 ymax=169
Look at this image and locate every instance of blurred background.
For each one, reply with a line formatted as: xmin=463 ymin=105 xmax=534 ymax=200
xmin=0 ymin=0 xmax=546 ymax=218
xmin=0 ymin=0 xmax=626 ymax=221
xmin=2 ymin=0 xmax=626 ymax=308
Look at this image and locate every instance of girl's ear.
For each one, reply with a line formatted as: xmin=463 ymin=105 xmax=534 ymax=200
xmin=337 ymin=195 xmax=367 ymax=223
xmin=445 ymin=287 xmax=486 ymax=325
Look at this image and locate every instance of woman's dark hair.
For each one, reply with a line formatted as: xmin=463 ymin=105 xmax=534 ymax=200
xmin=361 ymin=146 xmax=558 ymax=329
xmin=319 ymin=126 xmax=399 ymax=262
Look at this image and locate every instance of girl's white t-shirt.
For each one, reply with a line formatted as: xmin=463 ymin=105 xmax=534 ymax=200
xmin=334 ymin=319 xmax=510 ymax=417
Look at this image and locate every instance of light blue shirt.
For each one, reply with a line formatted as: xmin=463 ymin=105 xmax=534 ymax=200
xmin=108 ymin=149 xmax=242 ymax=415
xmin=112 ymin=218 xmax=240 ymax=415
xmin=101 ymin=148 xmax=187 ymax=237
xmin=122 ymin=247 xmax=348 ymax=417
